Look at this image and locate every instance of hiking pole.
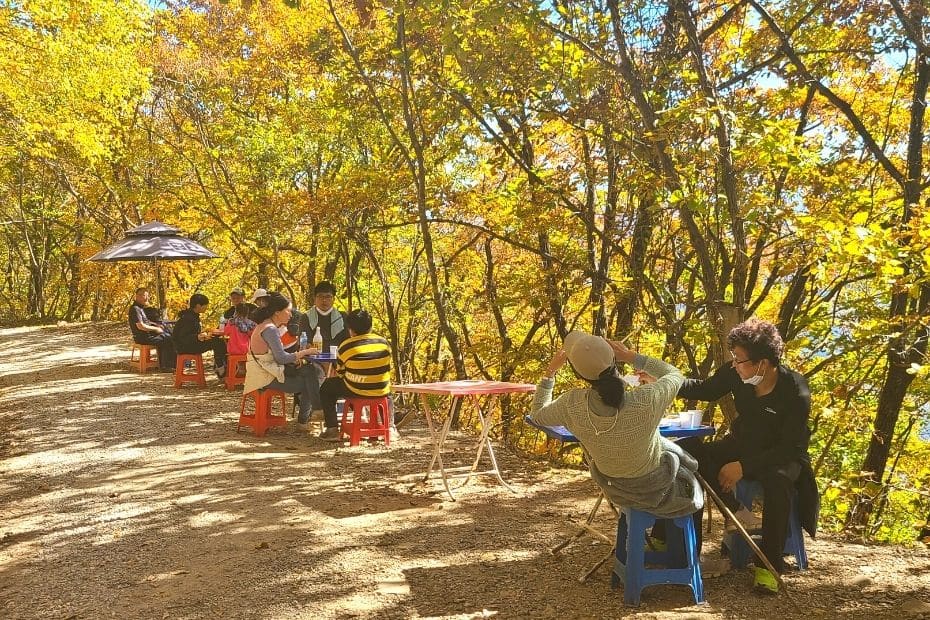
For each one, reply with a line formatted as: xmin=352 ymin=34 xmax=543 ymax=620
xmin=696 ymin=474 xmax=798 ymax=606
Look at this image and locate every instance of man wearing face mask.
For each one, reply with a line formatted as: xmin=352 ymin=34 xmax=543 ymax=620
xmin=669 ymin=318 xmax=818 ymax=594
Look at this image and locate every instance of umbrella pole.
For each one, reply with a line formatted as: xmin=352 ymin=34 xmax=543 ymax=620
xmin=155 ymin=258 xmax=166 ymax=318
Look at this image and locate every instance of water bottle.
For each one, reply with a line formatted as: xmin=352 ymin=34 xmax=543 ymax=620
xmin=298 ymin=332 xmax=308 ymax=351
xmin=219 ymin=316 xmax=227 ymax=330
xmin=312 ymin=327 xmax=323 ymax=352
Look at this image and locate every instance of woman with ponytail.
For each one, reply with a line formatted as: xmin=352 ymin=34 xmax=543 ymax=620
xmin=243 ymin=292 xmax=321 ymax=427
xmin=528 ymin=332 xmax=702 ymax=518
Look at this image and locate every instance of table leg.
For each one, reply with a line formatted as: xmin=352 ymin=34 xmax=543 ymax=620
xmin=421 ymin=393 xmax=457 ymax=501
xmin=465 ymin=393 xmax=516 ymax=493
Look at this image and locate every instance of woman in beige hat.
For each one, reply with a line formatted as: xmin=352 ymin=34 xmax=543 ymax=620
xmin=528 ymin=332 xmax=701 ymax=519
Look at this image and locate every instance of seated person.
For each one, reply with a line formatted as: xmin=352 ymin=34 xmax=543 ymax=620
xmin=318 ymin=309 xmax=392 ymax=442
xmin=172 ymin=293 xmax=227 ymax=378
xmin=243 ymin=292 xmax=320 ymax=425
xmin=528 ymin=332 xmax=702 ymax=520
xmin=247 ymin=288 xmax=270 ymax=322
xmin=298 ymin=281 xmax=348 ymax=372
xmin=670 ymin=318 xmax=818 ymax=594
xmin=222 ymin=287 xmax=256 ymax=321
xmin=128 ymin=287 xmax=175 ymax=371
xmin=223 ymin=302 xmax=256 ymax=378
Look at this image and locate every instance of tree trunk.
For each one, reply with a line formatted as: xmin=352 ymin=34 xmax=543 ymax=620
xmin=396 ymin=12 xmax=467 ymax=381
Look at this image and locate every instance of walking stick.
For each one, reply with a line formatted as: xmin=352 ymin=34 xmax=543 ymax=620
xmin=696 ymin=473 xmax=798 ymax=606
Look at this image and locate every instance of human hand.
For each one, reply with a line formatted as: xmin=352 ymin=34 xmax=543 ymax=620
xmin=718 ymin=461 xmax=744 ymax=493
xmin=197 ymin=332 xmax=208 ymax=341
xmin=634 ymin=370 xmax=656 ymax=385
xmin=605 ymin=338 xmax=635 ymax=364
xmin=545 ymin=349 xmax=569 ymax=378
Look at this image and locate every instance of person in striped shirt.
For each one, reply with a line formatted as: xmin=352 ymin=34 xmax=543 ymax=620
xmin=318 ymin=309 xmax=393 ymax=441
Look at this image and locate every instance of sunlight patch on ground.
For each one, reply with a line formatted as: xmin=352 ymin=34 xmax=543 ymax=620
xmin=1 ymin=442 xmax=116 ymax=471
xmin=188 ymin=509 xmax=241 ymax=529
xmin=11 ymin=375 xmax=139 ymax=400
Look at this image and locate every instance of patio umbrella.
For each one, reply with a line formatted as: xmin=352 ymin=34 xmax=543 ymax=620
xmin=88 ymin=221 xmax=219 ymax=312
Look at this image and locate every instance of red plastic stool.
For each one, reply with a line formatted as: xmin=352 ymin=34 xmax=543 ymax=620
xmin=174 ymin=353 xmax=206 ymax=388
xmin=340 ymin=396 xmax=391 ymax=446
xmin=224 ymin=354 xmax=247 ymax=390
xmin=238 ymin=389 xmax=287 ymax=437
xmin=130 ymin=343 xmax=158 ymax=374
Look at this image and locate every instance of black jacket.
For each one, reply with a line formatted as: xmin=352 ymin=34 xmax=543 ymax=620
xmin=680 ymin=364 xmax=819 ymax=536
xmin=172 ymin=309 xmax=202 ymax=352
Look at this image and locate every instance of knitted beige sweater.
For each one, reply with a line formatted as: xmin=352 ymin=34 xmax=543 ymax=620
xmin=529 ymin=353 xmax=684 ymax=478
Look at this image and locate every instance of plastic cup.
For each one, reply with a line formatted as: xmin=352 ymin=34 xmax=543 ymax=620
xmin=329 ymin=345 xmax=338 ymax=356
xmin=685 ymin=409 xmax=702 ymax=428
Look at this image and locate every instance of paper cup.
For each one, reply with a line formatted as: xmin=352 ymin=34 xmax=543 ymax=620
xmin=329 ymin=345 xmax=338 ymax=356
xmin=684 ymin=409 xmax=702 ymax=428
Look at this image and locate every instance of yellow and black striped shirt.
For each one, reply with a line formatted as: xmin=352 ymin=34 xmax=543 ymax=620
xmin=337 ymin=333 xmax=392 ymax=397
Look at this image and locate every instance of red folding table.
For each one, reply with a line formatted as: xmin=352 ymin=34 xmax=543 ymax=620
xmin=393 ymin=380 xmax=536 ymax=500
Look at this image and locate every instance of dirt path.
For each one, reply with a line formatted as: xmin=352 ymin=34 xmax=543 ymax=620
xmin=1 ymin=322 xmax=929 ymax=619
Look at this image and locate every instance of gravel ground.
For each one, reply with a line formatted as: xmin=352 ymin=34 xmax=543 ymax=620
xmin=1 ymin=322 xmax=929 ymax=620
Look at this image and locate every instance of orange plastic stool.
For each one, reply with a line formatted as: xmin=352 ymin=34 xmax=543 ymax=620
xmin=129 ymin=343 xmax=158 ymax=374
xmin=238 ymin=389 xmax=287 ymax=437
xmin=340 ymin=396 xmax=391 ymax=446
xmin=174 ymin=353 xmax=206 ymax=388
xmin=224 ymin=354 xmax=247 ymax=390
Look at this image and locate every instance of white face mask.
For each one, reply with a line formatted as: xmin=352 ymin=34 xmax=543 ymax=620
xmin=742 ymin=364 xmax=765 ymax=386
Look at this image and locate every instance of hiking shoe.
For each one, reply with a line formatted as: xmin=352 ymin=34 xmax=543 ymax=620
xmin=319 ymin=427 xmax=342 ymax=442
xmin=700 ymin=556 xmax=731 ymax=578
xmin=753 ymin=566 xmax=778 ymax=595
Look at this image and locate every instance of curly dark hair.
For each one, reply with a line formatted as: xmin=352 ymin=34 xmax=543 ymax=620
xmin=726 ymin=318 xmax=785 ymax=365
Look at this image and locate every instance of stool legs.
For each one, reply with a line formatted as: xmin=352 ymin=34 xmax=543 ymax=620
xmin=612 ymin=508 xmax=704 ymax=606
xmin=340 ymin=397 xmax=391 ymax=446
xmin=130 ymin=343 xmax=158 ymax=374
xmin=238 ymin=390 xmax=287 ymax=437
xmin=727 ymin=480 xmax=808 ymax=571
xmin=174 ymin=354 xmax=206 ymax=388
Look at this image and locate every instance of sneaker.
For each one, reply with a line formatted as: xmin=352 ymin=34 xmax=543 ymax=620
xmin=700 ymin=556 xmax=731 ymax=578
xmin=319 ymin=427 xmax=342 ymax=442
xmin=752 ymin=566 xmax=778 ymax=595
xmin=727 ymin=506 xmax=763 ymax=532
xmin=388 ymin=424 xmax=399 ymax=440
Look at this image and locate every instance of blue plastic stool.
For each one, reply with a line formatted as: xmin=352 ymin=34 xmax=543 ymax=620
xmin=611 ymin=507 xmax=704 ymax=606
xmin=724 ymin=479 xmax=808 ymax=570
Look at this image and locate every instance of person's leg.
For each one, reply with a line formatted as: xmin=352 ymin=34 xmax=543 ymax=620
xmin=210 ymin=337 xmax=227 ymax=368
xmin=320 ymin=377 xmax=349 ymax=429
xmin=306 ymin=362 xmax=324 ymax=411
xmin=266 ymin=374 xmax=311 ymax=418
xmin=753 ymin=462 xmax=801 ymax=574
xmin=653 ymin=437 xmax=742 ymax=554
xmin=139 ymin=333 xmax=175 ymax=369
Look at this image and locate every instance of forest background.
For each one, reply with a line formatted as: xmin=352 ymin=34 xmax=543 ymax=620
xmin=2 ymin=0 xmax=930 ymax=544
